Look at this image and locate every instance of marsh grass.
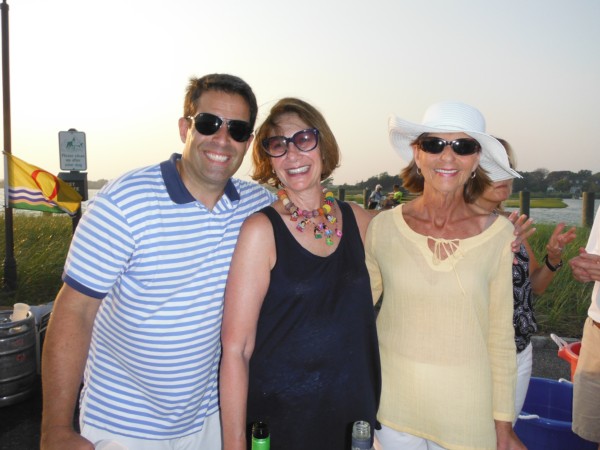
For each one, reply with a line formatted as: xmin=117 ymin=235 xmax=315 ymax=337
xmin=527 ymin=223 xmax=592 ymax=338
xmin=502 ymin=198 xmax=567 ymax=208
xmin=0 ymin=214 xmax=72 ymax=307
xmin=0 ymin=215 xmax=594 ymax=337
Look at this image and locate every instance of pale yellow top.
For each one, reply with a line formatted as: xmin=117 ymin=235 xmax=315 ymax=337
xmin=366 ymin=205 xmax=517 ymax=450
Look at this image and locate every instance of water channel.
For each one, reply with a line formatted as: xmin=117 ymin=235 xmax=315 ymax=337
xmin=504 ymin=198 xmax=599 ymax=227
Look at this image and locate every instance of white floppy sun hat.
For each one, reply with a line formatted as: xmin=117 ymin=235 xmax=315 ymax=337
xmin=388 ymin=101 xmax=521 ymax=182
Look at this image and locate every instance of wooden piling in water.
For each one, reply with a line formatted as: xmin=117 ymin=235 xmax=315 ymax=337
xmin=582 ymin=192 xmax=596 ymax=227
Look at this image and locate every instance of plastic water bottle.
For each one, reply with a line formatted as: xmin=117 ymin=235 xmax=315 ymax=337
xmin=351 ymin=420 xmax=373 ymax=450
xmin=251 ymin=422 xmax=270 ymax=449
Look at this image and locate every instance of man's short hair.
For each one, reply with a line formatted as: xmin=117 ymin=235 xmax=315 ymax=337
xmin=183 ymin=74 xmax=258 ymax=128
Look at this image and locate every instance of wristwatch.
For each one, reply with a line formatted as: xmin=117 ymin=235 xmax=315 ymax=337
xmin=544 ymin=254 xmax=563 ymax=272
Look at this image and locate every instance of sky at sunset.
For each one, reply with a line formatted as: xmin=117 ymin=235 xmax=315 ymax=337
xmin=2 ymin=0 xmax=599 ymax=186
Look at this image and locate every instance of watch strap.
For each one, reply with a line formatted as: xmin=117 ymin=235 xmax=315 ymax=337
xmin=544 ymin=254 xmax=563 ymax=272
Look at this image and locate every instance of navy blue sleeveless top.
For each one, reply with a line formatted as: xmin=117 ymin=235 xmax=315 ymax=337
xmin=246 ymin=201 xmax=381 ymax=450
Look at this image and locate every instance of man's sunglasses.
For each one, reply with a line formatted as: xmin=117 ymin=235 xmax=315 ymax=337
xmin=418 ymin=137 xmax=481 ymax=156
xmin=188 ymin=113 xmax=252 ymax=143
xmin=262 ymin=128 xmax=319 ymax=158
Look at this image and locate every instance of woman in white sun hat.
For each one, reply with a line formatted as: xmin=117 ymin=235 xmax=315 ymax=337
xmin=365 ymin=101 xmax=526 ymax=450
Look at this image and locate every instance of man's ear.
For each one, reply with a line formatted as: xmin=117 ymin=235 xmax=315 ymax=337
xmin=178 ymin=117 xmax=191 ymax=143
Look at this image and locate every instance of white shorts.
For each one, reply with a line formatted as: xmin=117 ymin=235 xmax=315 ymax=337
xmin=80 ymin=411 xmax=222 ymax=450
xmin=375 ymin=424 xmax=447 ymax=450
xmin=514 ymin=342 xmax=533 ymax=423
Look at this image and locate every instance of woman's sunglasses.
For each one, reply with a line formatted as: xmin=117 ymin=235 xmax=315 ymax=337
xmin=418 ymin=137 xmax=481 ymax=156
xmin=262 ymin=128 xmax=319 ymax=158
xmin=188 ymin=113 xmax=252 ymax=143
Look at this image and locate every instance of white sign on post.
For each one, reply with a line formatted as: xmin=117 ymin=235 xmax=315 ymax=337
xmin=59 ymin=129 xmax=87 ymax=171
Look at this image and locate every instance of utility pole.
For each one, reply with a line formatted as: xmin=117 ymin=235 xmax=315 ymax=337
xmin=2 ymin=0 xmax=17 ymax=290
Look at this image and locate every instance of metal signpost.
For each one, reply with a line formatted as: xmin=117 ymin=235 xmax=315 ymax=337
xmin=58 ymin=128 xmax=88 ymax=231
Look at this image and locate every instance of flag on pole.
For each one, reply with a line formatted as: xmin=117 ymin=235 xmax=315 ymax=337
xmin=4 ymin=153 xmax=82 ymax=215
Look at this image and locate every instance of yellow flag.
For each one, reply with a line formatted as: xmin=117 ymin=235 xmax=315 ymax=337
xmin=5 ymin=153 xmax=82 ymax=215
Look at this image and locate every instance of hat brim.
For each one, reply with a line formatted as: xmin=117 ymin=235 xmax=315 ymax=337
xmin=388 ymin=115 xmax=521 ymax=182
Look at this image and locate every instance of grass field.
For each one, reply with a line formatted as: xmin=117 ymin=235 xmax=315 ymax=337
xmin=504 ymin=198 xmax=567 ymax=209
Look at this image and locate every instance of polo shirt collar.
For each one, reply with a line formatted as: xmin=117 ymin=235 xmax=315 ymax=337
xmin=160 ymin=153 xmax=240 ymax=205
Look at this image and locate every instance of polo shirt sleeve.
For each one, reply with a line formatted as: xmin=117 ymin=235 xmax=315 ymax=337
xmin=62 ymin=192 xmax=136 ymax=299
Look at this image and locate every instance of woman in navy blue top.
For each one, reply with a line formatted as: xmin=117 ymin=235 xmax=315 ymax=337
xmin=220 ymin=98 xmax=380 ymax=450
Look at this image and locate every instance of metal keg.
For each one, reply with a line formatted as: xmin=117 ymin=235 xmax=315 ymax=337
xmin=0 ymin=310 xmax=37 ymax=407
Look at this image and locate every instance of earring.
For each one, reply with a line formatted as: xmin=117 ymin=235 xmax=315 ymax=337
xmin=416 ymin=167 xmax=422 ymax=176
xmin=471 ymin=171 xmax=476 ymax=179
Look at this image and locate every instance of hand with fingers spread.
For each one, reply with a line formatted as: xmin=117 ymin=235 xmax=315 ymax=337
xmin=544 ymin=222 xmax=577 ymax=269
xmin=507 ymin=212 xmax=536 ymax=252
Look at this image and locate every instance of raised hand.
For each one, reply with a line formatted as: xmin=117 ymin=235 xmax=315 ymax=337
xmin=507 ymin=212 xmax=536 ymax=252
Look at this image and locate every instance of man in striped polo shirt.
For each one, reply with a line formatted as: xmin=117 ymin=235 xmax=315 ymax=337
xmin=41 ymin=73 xmax=276 ymax=450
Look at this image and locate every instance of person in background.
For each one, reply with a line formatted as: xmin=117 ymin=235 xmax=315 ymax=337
xmin=369 ymin=184 xmax=385 ymax=209
xmin=569 ymin=206 xmax=600 ymax=449
xmin=366 ymin=101 xmax=526 ymax=450
xmin=220 ymin=97 xmax=381 ymax=450
xmin=473 ymin=137 xmax=577 ymax=420
xmin=392 ymin=184 xmax=403 ymax=205
xmin=40 ymin=73 xmax=275 ymax=450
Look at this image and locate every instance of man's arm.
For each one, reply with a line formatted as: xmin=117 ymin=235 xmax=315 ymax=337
xmin=40 ymin=284 xmax=102 ymax=450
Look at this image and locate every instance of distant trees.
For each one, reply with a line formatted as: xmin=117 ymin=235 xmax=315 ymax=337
xmin=336 ymin=172 xmax=404 ymax=193
xmin=335 ymin=169 xmax=600 ymax=197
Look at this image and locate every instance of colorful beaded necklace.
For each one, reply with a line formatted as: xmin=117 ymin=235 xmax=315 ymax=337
xmin=277 ymin=188 xmax=342 ymax=246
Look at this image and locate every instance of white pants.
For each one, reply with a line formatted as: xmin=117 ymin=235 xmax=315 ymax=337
xmin=80 ymin=411 xmax=222 ymax=450
xmin=514 ymin=342 xmax=533 ymax=424
xmin=375 ymin=425 xmax=447 ymax=450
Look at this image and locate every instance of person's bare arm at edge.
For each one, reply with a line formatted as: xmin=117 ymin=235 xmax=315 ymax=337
xmin=220 ymin=213 xmax=275 ymax=450
xmin=349 ymin=202 xmax=373 ymax=244
xmin=40 ymin=284 xmax=102 ymax=450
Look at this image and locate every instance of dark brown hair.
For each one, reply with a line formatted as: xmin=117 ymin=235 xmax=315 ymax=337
xmin=183 ymin=74 xmax=258 ymax=128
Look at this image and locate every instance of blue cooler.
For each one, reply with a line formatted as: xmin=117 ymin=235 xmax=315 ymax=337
xmin=514 ymin=377 xmax=596 ymax=450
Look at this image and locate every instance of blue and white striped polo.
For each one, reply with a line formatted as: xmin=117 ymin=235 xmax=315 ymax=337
xmin=63 ymin=153 xmax=275 ymax=439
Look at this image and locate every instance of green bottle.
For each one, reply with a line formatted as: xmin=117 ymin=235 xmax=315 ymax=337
xmin=251 ymin=422 xmax=270 ymax=450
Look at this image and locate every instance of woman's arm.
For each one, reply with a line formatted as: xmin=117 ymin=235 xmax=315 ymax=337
xmin=220 ymin=213 xmax=275 ymax=450
xmin=489 ymin=239 xmax=526 ymax=449
xmin=349 ymin=202 xmax=373 ymax=244
xmin=365 ymin=216 xmax=383 ymax=305
xmin=488 ymin=237 xmax=519 ymax=422
xmin=527 ymin=223 xmax=576 ymax=295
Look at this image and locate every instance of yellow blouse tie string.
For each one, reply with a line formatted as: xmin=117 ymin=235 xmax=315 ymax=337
xmin=429 ymin=237 xmax=466 ymax=296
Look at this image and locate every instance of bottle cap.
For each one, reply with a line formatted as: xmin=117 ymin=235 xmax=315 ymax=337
xmin=252 ymin=421 xmax=269 ymax=439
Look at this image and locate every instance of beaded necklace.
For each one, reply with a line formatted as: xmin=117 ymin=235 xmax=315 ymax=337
xmin=277 ymin=188 xmax=342 ymax=246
